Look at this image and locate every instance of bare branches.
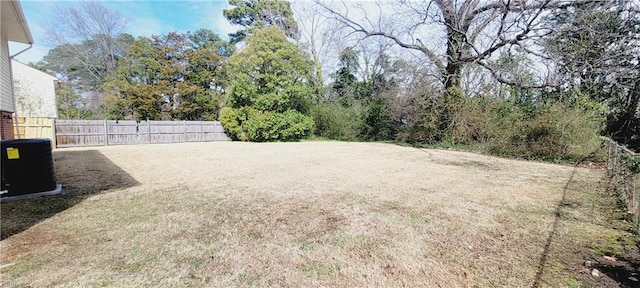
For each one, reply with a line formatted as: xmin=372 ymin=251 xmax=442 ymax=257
xmin=47 ymin=1 xmax=129 ymax=45
xmin=314 ymin=0 xmax=609 ymax=90
xmin=315 ymin=0 xmax=447 ymax=76
xmin=44 ymin=1 xmax=130 ymax=91
xmin=476 ymin=60 xmax=551 ymax=89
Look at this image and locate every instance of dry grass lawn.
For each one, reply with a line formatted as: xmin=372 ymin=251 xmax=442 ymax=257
xmin=0 ymin=141 xmax=633 ymax=287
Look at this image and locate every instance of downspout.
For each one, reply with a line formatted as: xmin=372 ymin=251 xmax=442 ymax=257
xmin=9 ymin=44 xmax=33 ymax=139
xmin=10 ymin=44 xmax=32 ymax=59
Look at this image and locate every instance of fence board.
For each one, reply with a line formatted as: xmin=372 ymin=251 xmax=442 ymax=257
xmin=55 ymin=119 xmax=106 ymax=147
xmin=55 ymin=119 xmax=229 ymax=147
xmin=13 ymin=118 xmax=55 ymax=146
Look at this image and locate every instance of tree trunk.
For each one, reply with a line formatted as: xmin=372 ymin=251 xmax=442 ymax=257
xmin=444 ymin=28 xmax=466 ymax=90
xmin=444 ymin=62 xmax=462 ymax=90
xmin=314 ymin=61 xmax=324 ymax=98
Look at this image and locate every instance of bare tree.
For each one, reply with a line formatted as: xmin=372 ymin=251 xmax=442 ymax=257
xmin=294 ymin=3 xmax=342 ymax=87
xmin=315 ymin=0 xmax=597 ymax=90
xmin=44 ymin=1 xmax=130 ymax=89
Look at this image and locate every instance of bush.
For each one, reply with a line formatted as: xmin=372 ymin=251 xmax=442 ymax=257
xmin=360 ymin=97 xmax=397 ymax=141
xmin=310 ymin=103 xmax=362 ymax=141
xmin=438 ymin=87 xmax=490 ymax=145
xmin=220 ymin=107 xmax=314 ymax=142
xmin=221 ymin=28 xmax=316 ymax=142
xmin=622 ymin=154 xmax=640 ymax=174
xmin=396 ymin=88 xmax=489 ymax=145
xmin=395 ymin=94 xmax=440 ymax=144
xmin=486 ymin=102 xmax=605 ymax=161
xmin=396 ymin=88 xmax=605 ymax=162
xmin=220 ymin=107 xmax=251 ymax=141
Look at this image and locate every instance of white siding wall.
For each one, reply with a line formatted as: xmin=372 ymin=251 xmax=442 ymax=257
xmin=12 ymin=60 xmax=57 ymax=118
xmin=1 ymin=36 xmax=14 ymax=113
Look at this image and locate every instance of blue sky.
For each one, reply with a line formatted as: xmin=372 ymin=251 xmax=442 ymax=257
xmin=10 ymin=0 xmax=238 ymax=64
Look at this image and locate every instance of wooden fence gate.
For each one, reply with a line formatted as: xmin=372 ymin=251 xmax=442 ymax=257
xmin=55 ymin=119 xmax=229 ymax=148
xmin=13 ymin=117 xmax=56 ymax=145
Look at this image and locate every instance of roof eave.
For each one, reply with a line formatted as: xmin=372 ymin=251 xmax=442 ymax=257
xmin=2 ymin=0 xmax=34 ymax=44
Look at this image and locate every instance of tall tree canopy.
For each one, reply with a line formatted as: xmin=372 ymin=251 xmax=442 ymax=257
xmin=104 ymin=29 xmax=231 ymax=121
xmin=221 ymin=27 xmax=315 ymax=141
xmin=224 ymin=0 xmax=299 ymax=43
xmin=545 ymin=0 xmax=639 ymax=138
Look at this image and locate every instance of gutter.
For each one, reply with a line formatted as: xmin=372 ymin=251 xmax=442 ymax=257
xmin=10 ymin=44 xmax=33 ymax=59
xmin=9 ymin=44 xmax=33 ymax=139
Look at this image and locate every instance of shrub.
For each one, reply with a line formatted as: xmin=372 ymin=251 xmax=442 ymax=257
xmin=221 ymin=107 xmax=314 ymax=142
xmin=397 ymin=88 xmax=605 ymax=161
xmin=360 ymin=97 xmax=397 ymax=141
xmin=397 ymin=88 xmax=489 ymax=145
xmin=486 ymin=102 xmax=605 ymax=161
xmin=438 ymin=87 xmax=490 ymax=145
xmin=310 ymin=103 xmax=362 ymax=141
xmin=395 ymin=94 xmax=440 ymax=144
xmin=622 ymin=153 xmax=640 ymax=174
xmin=220 ymin=107 xmax=250 ymax=141
xmin=222 ymin=27 xmax=316 ymax=142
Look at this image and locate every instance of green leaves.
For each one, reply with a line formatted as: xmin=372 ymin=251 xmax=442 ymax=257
xmin=221 ymin=107 xmax=314 ymax=142
xmin=222 ymin=27 xmax=315 ymax=141
xmin=360 ymin=98 xmax=396 ymax=141
xmin=243 ymin=109 xmax=314 ymax=142
xmin=104 ymin=30 xmax=230 ymax=121
xmin=545 ymin=1 xmax=639 ymax=138
xmin=227 ymin=27 xmax=315 ymax=112
xmin=224 ymin=0 xmax=299 ymax=43
xmin=55 ymin=83 xmax=93 ymax=120
xmin=622 ymin=154 xmax=640 ymax=174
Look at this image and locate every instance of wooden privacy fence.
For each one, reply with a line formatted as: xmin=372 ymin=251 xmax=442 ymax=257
xmin=55 ymin=119 xmax=229 ymax=147
xmin=13 ymin=117 xmax=56 ymax=145
xmin=606 ymin=139 xmax=639 ymax=232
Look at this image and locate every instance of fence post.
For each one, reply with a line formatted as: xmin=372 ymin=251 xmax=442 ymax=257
xmin=147 ymin=118 xmax=151 ymax=144
xmin=613 ymin=143 xmax=617 ymax=176
xmin=51 ymin=118 xmax=57 ymax=149
xmin=183 ymin=120 xmax=187 ymax=142
xmin=636 ymin=175 xmax=639 ymax=232
xmin=104 ymin=119 xmax=108 ymax=146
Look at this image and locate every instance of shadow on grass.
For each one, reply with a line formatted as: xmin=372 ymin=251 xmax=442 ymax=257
xmin=531 ymin=165 xmax=579 ymax=288
xmin=531 ymin=163 xmax=640 ymax=287
xmin=0 ymin=149 xmax=139 ymax=240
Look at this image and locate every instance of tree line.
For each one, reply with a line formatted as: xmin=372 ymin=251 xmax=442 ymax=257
xmin=36 ymin=0 xmax=639 ymax=159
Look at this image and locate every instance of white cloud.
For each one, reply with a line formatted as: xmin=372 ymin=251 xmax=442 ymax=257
xmin=210 ymin=11 xmax=238 ymax=38
xmin=121 ymin=0 xmax=237 ymax=39
xmin=129 ymin=16 xmax=177 ymax=38
xmin=194 ymin=1 xmax=238 ymax=39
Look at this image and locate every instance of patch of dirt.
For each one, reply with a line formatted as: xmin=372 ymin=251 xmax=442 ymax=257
xmin=593 ymin=255 xmax=640 ymax=287
xmin=437 ymin=159 xmax=501 ymax=170
xmin=541 ymin=174 xmax=640 ymax=288
xmin=0 ymin=225 xmax=69 ymax=261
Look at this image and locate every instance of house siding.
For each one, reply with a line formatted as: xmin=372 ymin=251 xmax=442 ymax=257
xmin=1 ymin=36 xmax=14 ymax=113
xmin=1 ymin=35 xmax=15 ymax=139
xmin=12 ymin=60 xmax=58 ymax=118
